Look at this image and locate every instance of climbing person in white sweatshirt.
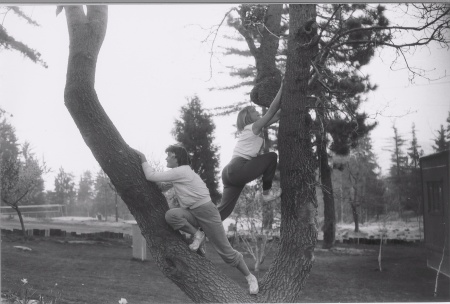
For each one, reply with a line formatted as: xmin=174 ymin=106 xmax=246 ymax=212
xmin=134 ymin=145 xmax=259 ymax=295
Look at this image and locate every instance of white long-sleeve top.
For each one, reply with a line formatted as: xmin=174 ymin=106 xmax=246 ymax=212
xmin=141 ymin=162 xmax=211 ymax=209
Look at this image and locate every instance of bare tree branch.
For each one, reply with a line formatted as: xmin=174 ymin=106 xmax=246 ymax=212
xmin=203 ymin=8 xmax=237 ymax=81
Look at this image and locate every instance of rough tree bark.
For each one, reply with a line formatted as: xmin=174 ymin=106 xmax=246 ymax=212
xmin=234 ymin=4 xmax=283 ymax=108
xmin=62 ymin=5 xmax=317 ymax=303
xmin=260 ymin=4 xmax=318 ymax=302
xmin=63 ymin=6 xmax=253 ymax=303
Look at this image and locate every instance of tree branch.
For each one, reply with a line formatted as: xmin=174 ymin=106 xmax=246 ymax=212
xmin=204 ymin=8 xmax=236 ymax=81
xmin=233 ymin=18 xmax=259 ymax=58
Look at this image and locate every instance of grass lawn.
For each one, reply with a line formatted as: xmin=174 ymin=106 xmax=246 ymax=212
xmin=1 ymin=234 xmax=449 ymax=304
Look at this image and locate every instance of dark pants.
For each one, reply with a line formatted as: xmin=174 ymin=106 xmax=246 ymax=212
xmin=218 ymin=152 xmax=278 ymax=220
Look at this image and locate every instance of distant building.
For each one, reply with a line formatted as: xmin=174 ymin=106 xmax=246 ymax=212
xmin=420 ymin=150 xmax=449 ymax=278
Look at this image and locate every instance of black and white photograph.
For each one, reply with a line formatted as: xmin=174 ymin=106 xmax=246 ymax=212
xmin=1 ymin=3 xmax=449 ymax=303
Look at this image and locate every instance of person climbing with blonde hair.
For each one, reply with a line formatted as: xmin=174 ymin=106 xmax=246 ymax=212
xmin=218 ymin=80 xmax=283 ymax=221
xmin=134 ymin=145 xmax=259 ymax=295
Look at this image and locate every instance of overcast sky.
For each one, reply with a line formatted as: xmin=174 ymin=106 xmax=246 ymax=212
xmin=1 ymin=4 xmax=449 ymax=191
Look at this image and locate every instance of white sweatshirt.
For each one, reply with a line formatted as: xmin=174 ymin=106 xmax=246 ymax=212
xmin=141 ymin=163 xmax=211 ymax=209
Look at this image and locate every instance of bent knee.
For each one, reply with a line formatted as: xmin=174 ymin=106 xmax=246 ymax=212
xmin=165 ymin=209 xmax=179 ymax=223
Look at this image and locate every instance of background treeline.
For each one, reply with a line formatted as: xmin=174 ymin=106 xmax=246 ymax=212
xmin=229 ymin=111 xmax=450 ymax=235
xmin=1 ymin=106 xmax=449 ymax=226
xmin=318 ymin=113 xmax=450 ymax=230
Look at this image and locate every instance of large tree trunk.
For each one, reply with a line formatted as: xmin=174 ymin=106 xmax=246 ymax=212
xmin=261 ymin=5 xmax=318 ymax=302
xmin=63 ymin=6 xmax=253 ymax=303
xmin=63 ymin=5 xmax=317 ymax=303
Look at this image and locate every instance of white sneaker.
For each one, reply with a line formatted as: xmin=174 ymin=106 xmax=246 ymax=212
xmin=262 ymin=190 xmax=280 ymax=202
xmin=246 ymin=274 xmax=259 ymax=295
xmin=189 ymin=230 xmax=205 ymax=252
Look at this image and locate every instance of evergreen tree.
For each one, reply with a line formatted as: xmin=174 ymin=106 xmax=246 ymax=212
xmin=404 ymin=123 xmax=424 ymax=215
xmin=407 ymin=123 xmax=422 ymax=169
xmin=446 ymin=111 xmax=450 ymax=143
xmin=390 ymin=125 xmax=407 ymax=178
xmin=220 ymin=4 xmax=381 ymax=249
xmin=342 ymin=135 xmax=383 ymax=231
xmin=0 ymin=6 xmax=47 ymax=67
xmin=172 ymin=96 xmax=221 ymax=204
xmin=18 ymin=142 xmax=46 ymax=206
xmin=403 ymin=123 xmax=423 ymax=214
xmin=432 ymin=124 xmax=449 ymax=152
xmin=93 ymin=169 xmax=115 ymax=220
xmin=77 ymin=170 xmax=94 ymax=216
xmin=54 ymin=167 xmax=76 ymax=216
xmin=388 ymin=125 xmax=409 ymax=216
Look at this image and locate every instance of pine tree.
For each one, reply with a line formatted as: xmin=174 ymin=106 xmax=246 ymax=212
xmin=407 ymin=123 xmax=422 ymax=169
xmin=404 ymin=124 xmax=423 ymax=215
xmin=432 ymin=124 xmax=449 ymax=152
xmin=18 ymin=142 xmax=46 ymax=206
xmin=54 ymin=167 xmax=76 ymax=216
xmin=388 ymin=125 xmax=409 ymax=216
xmin=446 ymin=111 xmax=450 ymax=143
xmin=220 ymin=4 xmax=382 ymax=249
xmin=390 ymin=125 xmax=407 ymax=178
xmin=93 ymin=169 xmax=115 ymax=220
xmin=77 ymin=170 xmax=94 ymax=216
xmin=343 ymin=135 xmax=383 ymax=231
xmin=0 ymin=6 xmax=47 ymax=67
xmin=172 ymin=96 xmax=222 ymax=204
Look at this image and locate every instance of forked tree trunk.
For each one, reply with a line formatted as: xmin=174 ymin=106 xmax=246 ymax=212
xmin=63 ymin=5 xmax=317 ymax=303
xmin=235 ymin=4 xmax=283 ymax=108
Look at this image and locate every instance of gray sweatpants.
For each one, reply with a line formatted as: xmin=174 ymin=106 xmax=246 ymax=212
xmin=165 ymin=201 xmax=244 ymax=267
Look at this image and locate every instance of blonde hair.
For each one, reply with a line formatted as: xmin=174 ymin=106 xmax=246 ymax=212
xmin=236 ymin=106 xmax=254 ymax=132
